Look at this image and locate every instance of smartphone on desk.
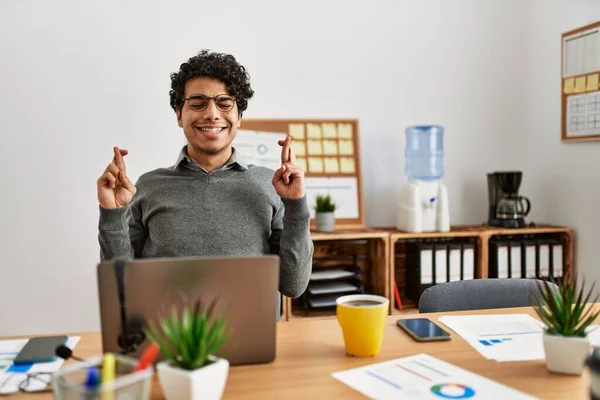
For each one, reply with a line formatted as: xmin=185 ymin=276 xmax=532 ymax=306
xmin=13 ymin=335 xmax=68 ymax=364
xmin=397 ymin=318 xmax=452 ymax=342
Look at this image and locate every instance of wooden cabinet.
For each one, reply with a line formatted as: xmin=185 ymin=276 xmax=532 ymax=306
xmin=282 ymin=229 xmax=389 ymax=321
xmin=280 ymin=225 xmax=574 ymax=321
xmin=388 ymin=225 xmax=574 ymax=314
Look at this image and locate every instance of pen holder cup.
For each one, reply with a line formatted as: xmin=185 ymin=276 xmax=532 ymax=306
xmin=52 ymin=353 xmax=153 ymax=400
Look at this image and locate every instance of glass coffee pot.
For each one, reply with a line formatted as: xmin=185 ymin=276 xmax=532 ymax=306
xmin=496 ymin=194 xmax=531 ymax=227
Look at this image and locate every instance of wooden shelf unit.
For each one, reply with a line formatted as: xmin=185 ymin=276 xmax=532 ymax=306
xmin=280 ymin=224 xmax=574 ymax=321
xmin=282 ymin=229 xmax=389 ymax=321
xmin=387 ymin=224 xmax=575 ymax=315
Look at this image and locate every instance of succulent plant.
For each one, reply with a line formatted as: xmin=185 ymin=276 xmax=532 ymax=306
xmin=315 ymin=194 xmax=336 ymax=213
xmin=144 ymin=297 xmax=229 ymax=370
xmin=532 ymin=271 xmax=600 ymax=337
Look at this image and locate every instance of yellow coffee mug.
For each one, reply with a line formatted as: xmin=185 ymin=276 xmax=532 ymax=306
xmin=336 ymin=294 xmax=389 ymax=357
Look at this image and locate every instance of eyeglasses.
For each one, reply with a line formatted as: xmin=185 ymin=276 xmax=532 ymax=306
xmin=183 ymin=94 xmax=236 ymax=112
xmin=0 ymin=371 xmax=54 ymax=394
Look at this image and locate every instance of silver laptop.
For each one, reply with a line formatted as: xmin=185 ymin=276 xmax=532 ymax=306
xmin=96 ymin=255 xmax=279 ymax=365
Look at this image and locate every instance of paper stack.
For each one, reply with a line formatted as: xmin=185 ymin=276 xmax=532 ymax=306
xmin=438 ymin=314 xmax=546 ymax=362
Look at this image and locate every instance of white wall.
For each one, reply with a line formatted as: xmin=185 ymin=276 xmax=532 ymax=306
xmin=523 ymin=0 xmax=600 ymax=288
xmin=0 ymin=0 xmax=528 ymax=335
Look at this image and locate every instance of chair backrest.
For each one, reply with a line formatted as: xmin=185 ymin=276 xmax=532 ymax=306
xmin=418 ymin=278 xmax=558 ymax=313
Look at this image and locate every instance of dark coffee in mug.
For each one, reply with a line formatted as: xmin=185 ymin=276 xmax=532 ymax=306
xmin=343 ymin=300 xmax=383 ymax=307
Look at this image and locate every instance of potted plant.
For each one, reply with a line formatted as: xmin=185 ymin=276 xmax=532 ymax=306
xmin=532 ymin=272 xmax=600 ymax=375
xmin=144 ymin=298 xmax=230 ymax=400
xmin=315 ymin=193 xmax=337 ymax=232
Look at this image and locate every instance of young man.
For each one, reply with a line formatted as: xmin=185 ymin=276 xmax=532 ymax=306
xmin=97 ymin=50 xmax=313 ymax=299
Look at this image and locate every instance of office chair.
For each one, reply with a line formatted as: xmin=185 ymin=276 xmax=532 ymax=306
xmin=418 ymin=278 xmax=559 ymax=313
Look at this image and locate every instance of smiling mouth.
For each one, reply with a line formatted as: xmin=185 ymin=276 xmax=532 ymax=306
xmin=196 ymin=126 xmax=226 ymax=133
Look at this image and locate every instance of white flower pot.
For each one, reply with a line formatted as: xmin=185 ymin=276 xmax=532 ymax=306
xmin=157 ymin=355 xmax=229 ymax=400
xmin=543 ymin=332 xmax=590 ymax=375
xmin=316 ymin=212 xmax=335 ymax=232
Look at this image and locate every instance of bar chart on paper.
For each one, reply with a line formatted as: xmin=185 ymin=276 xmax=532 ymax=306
xmin=437 ymin=314 xmax=546 ymax=362
xmin=332 ymin=353 xmax=537 ymax=399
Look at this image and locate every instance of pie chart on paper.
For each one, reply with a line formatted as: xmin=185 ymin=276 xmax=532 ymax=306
xmin=332 ymin=354 xmax=538 ymax=400
xmin=430 ymin=383 xmax=476 ymax=399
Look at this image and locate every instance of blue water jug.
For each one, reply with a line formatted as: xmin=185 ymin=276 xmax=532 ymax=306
xmin=405 ymin=125 xmax=444 ymax=180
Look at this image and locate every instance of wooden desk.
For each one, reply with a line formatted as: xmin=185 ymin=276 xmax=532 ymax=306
xmin=4 ymin=306 xmax=590 ymax=399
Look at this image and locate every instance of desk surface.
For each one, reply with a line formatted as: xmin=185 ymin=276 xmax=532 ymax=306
xmin=4 ymin=306 xmax=591 ymax=399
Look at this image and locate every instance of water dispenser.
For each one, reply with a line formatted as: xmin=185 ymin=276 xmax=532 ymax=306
xmin=396 ymin=125 xmax=450 ymax=232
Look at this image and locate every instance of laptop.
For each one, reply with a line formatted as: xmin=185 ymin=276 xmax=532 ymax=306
xmin=96 ymin=255 xmax=279 ymax=365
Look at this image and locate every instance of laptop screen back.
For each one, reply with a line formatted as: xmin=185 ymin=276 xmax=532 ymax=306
xmin=96 ymin=255 xmax=279 ymax=365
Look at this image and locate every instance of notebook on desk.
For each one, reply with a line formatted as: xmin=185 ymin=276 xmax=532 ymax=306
xmin=96 ymin=255 xmax=279 ymax=366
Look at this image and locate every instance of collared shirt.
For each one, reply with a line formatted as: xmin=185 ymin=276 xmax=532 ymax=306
xmin=174 ymin=145 xmax=248 ymax=173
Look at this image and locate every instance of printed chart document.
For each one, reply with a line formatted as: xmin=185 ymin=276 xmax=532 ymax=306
xmin=332 ymin=353 xmax=538 ymax=399
xmin=0 ymin=336 xmax=80 ymax=394
xmin=438 ymin=314 xmax=545 ymax=362
xmin=233 ymin=129 xmax=288 ymax=171
xmin=305 ymin=177 xmax=359 ymax=219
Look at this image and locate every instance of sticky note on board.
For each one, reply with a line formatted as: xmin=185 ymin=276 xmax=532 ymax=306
xmin=340 ymin=158 xmax=355 ymax=173
xmin=322 ymin=123 xmax=337 ymax=138
xmin=575 ymin=76 xmax=586 ymax=93
xmin=587 ymin=73 xmax=599 ymax=92
xmin=339 ymin=140 xmax=354 ymax=155
xmin=338 ymin=123 xmax=353 ymax=139
xmin=296 ymin=158 xmax=307 ymax=171
xmin=307 ymin=140 xmax=323 ymax=155
xmin=324 ymin=158 xmax=339 ymax=173
xmin=294 ymin=142 xmax=306 ymax=156
xmin=307 ymin=124 xmax=322 ymax=139
xmin=289 ymin=124 xmax=305 ymax=139
xmin=308 ymin=157 xmax=323 ymax=173
xmin=564 ymin=78 xmax=575 ymax=94
xmin=323 ymin=140 xmax=338 ymax=155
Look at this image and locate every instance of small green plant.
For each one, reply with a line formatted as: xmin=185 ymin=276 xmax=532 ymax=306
xmin=315 ymin=194 xmax=336 ymax=213
xmin=144 ymin=297 xmax=229 ymax=370
xmin=532 ymin=271 xmax=600 ymax=337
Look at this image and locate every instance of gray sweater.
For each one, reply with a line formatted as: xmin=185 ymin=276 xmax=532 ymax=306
xmin=98 ymin=147 xmax=313 ymax=299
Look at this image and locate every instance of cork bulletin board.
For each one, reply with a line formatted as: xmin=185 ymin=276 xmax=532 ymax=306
xmin=561 ymin=20 xmax=600 ymax=142
xmin=234 ymin=119 xmax=366 ymax=230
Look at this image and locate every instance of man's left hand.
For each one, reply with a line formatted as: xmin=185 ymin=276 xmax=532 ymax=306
xmin=272 ymin=136 xmax=305 ymax=199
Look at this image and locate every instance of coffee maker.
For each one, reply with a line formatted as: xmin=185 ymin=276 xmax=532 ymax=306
xmin=487 ymin=171 xmax=531 ymax=228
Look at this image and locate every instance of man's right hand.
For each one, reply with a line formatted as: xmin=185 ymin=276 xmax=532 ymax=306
xmin=97 ymin=146 xmax=137 ymax=209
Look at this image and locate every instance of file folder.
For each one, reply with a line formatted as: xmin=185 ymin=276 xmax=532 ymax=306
xmin=509 ymin=241 xmax=523 ymax=278
xmin=418 ymin=243 xmax=434 ymax=285
xmin=406 ymin=240 xmax=476 ymax=303
xmin=489 ymin=239 xmax=509 ymax=278
xmin=537 ymin=240 xmax=550 ymax=278
xmin=434 ymin=243 xmax=448 ymax=284
xmin=549 ymin=240 xmax=564 ymax=279
xmin=521 ymin=240 xmax=537 ymax=279
xmin=406 ymin=242 xmax=434 ymax=303
xmin=448 ymin=243 xmax=462 ymax=282
xmin=462 ymin=243 xmax=475 ymax=280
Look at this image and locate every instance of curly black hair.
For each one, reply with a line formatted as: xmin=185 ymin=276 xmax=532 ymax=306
xmin=169 ymin=50 xmax=255 ymax=115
